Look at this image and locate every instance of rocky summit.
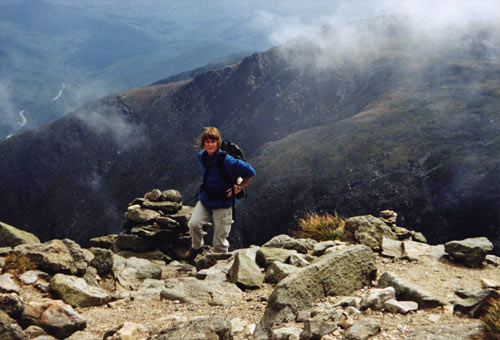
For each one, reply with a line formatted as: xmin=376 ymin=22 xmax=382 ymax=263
xmin=0 ymin=206 xmax=499 ymax=339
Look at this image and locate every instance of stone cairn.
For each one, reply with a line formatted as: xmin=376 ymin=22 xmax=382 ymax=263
xmin=107 ymin=189 xmax=194 ymax=261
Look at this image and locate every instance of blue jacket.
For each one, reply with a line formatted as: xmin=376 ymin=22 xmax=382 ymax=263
xmin=198 ymin=149 xmax=256 ymax=209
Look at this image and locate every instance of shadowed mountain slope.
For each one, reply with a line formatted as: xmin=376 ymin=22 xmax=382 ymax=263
xmin=1 ymin=17 xmax=499 ymax=252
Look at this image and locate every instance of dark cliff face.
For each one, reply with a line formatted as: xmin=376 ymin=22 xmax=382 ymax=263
xmin=0 ymin=19 xmax=499 ymax=252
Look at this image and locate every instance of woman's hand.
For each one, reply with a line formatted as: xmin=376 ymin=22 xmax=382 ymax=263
xmin=226 ymin=184 xmax=242 ymax=197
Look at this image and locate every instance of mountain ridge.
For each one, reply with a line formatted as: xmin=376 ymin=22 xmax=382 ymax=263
xmin=0 ymin=17 xmax=499 ymax=253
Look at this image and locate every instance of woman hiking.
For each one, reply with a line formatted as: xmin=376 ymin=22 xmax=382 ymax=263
xmin=185 ymin=127 xmax=256 ymax=260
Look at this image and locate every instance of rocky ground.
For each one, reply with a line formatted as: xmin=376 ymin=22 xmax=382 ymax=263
xmin=12 ymin=245 xmax=497 ymax=340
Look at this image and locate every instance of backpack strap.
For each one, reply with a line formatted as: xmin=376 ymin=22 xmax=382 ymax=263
xmin=216 ymin=152 xmax=237 ymax=220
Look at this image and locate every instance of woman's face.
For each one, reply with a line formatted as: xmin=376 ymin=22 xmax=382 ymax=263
xmin=203 ymin=138 xmax=219 ymax=155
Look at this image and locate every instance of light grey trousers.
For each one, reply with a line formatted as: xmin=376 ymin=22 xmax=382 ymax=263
xmin=188 ymin=201 xmax=233 ymax=253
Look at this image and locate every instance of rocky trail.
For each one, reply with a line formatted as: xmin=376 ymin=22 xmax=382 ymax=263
xmin=0 ymin=189 xmax=498 ymax=340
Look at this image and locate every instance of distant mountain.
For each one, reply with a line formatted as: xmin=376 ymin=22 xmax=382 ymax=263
xmin=0 ymin=16 xmax=499 ymax=254
xmin=0 ymin=0 xmax=271 ymax=139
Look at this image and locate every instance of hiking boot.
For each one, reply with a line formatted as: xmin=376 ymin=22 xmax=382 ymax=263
xmin=184 ymin=247 xmax=203 ymax=261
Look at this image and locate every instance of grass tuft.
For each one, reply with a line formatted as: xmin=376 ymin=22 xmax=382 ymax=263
xmin=480 ymin=294 xmax=500 ymax=340
xmin=294 ymin=211 xmax=345 ymax=241
xmin=3 ymin=253 xmax=37 ymax=274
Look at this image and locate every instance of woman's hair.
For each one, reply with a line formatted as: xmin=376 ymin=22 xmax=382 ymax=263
xmin=197 ymin=126 xmax=222 ymax=149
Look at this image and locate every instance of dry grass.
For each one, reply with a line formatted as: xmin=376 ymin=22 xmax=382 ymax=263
xmin=3 ymin=253 xmax=37 ymax=274
xmin=294 ymin=211 xmax=345 ymax=241
xmin=480 ymin=295 xmax=500 ymax=340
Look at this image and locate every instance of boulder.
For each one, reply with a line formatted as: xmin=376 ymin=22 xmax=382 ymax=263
xmin=12 ymin=239 xmax=88 ymax=276
xmin=254 ymin=245 xmax=376 ymax=339
xmin=228 ymin=251 xmax=264 ymax=289
xmin=0 ymin=309 xmax=28 ymax=340
xmin=262 ymin=234 xmax=309 ymax=253
xmin=141 ymin=200 xmax=182 ymax=214
xmin=21 ymin=299 xmax=86 ymax=339
xmin=196 ymin=258 xmax=234 ymax=281
xmin=88 ymin=235 xmax=117 ymax=249
xmin=381 ymin=238 xmax=403 ymax=258
xmin=345 ymin=318 xmax=380 ymax=340
xmin=0 ymin=273 xmax=20 ymax=294
xmin=264 ymin=261 xmax=298 ymax=284
xmin=152 ymin=316 xmax=232 ymax=340
xmin=312 ymin=240 xmax=337 ymax=256
xmin=112 ymin=255 xmax=162 ymax=291
xmin=360 ymin=287 xmax=396 ymax=310
xmin=65 ymin=331 xmax=100 ymax=340
xmin=300 ymin=303 xmax=342 ymax=339
xmin=49 ymin=274 xmax=111 ymax=307
xmin=287 ymin=253 xmax=310 ymax=267
xmin=0 ymin=221 xmax=40 ymax=247
xmin=162 ymin=189 xmax=183 ymax=203
xmin=114 ymin=233 xmax=156 ymax=252
xmin=19 ymin=270 xmax=51 ymax=285
xmin=168 ymin=206 xmax=194 ymax=228
xmin=160 ymin=277 xmax=243 ymax=306
xmin=402 ymin=241 xmax=445 ymax=260
xmin=454 ymin=288 xmax=500 ymax=317
xmin=123 ymin=208 xmax=160 ymax=225
xmin=255 ymin=247 xmax=298 ymax=268
xmin=384 ymin=299 xmax=418 ymax=314
xmin=377 ymin=272 xmax=444 ymax=308
xmin=343 ymin=215 xmax=398 ymax=251
xmin=271 ymin=327 xmax=302 ymax=340
xmin=445 ymin=237 xmax=493 ymax=268
xmin=89 ymin=248 xmax=114 ymax=277
xmin=144 ymin=189 xmax=163 ymax=201
xmin=403 ymin=323 xmax=482 ymax=340
xmin=103 ymin=322 xmax=149 ymax=340
xmin=0 ymin=293 xmax=24 ymax=317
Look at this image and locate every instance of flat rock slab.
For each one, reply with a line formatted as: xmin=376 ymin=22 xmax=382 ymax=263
xmin=161 ymin=277 xmax=243 ymax=306
xmin=403 ymin=323 xmax=482 ymax=340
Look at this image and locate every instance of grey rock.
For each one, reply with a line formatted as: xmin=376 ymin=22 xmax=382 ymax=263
xmin=271 ymin=327 xmax=302 ymax=340
xmin=265 ymin=261 xmax=298 ymax=284
xmin=300 ymin=303 xmax=342 ymax=339
xmin=287 ymin=253 xmax=310 ymax=267
xmin=89 ymin=247 xmax=114 ymax=277
xmin=445 ymin=237 xmax=494 ymax=268
xmin=343 ymin=215 xmax=398 ymax=251
xmin=0 ymin=273 xmax=19 ymax=293
xmin=384 ymin=299 xmax=418 ymax=314
xmin=454 ymin=289 xmax=500 ymax=317
xmin=162 ymin=189 xmax=183 ymax=203
xmin=197 ymin=258 xmax=234 ymax=281
xmin=345 ymin=318 xmax=380 ymax=340
xmin=144 ymin=189 xmax=163 ymax=201
xmin=161 ymin=277 xmax=243 ymax=306
xmin=229 ymin=251 xmax=264 ymax=289
xmin=262 ymin=234 xmax=309 ymax=253
xmin=88 ymin=235 xmax=117 ymax=249
xmin=21 ymin=299 xmax=86 ymax=339
xmin=49 ymin=274 xmax=111 ymax=307
xmin=333 ymin=296 xmax=362 ymax=310
xmin=256 ymin=247 xmax=298 ymax=269
xmin=360 ymin=287 xmax=396 ymax=310
xmin=153 ymin=216 xmax=181 ymax=230
xmin=312 ymin=241 xmax=336 ymax=256
xmin=403 ymin=323 xmax=482 ymax=340
xmin=123 ymin=208 xmax=161 ymax=224
xmin=0 ymin=293 xmax=24 ymax=317
xmin=114 ymin=233 xmax=156 ymax=252
xmin=83 ymin=266 xmax=99 ymax=287
xmin=377 ymin=272 xmax=444 ymax=308
xmin=486 ymin=254 xmax=500 ymax=266
xmin=141 ymin=200 xmax=182 ymax=214
xmin=254 ymin=245 xmax=376 ymax=339
xmin=114 ymin=248 xmax=170 ymax=262
xmin=103 ymin=322 xmax=149 ymax=340
xmin=19 ymin=270 xmax=51 ymax=285
xmin=0 ymin=221 xmax=40 ymax=247
xmin=135 ymin=279 xmax=167 ymax=298
xmin=24 ymin=325 xmax=47 ymax=338
xmin=65 ymin=331 xmax=100 ymax=340
xmin=112 ymin=255 xmax=162 ymax=291
xmin=12 ymin=239 xmax=88 ymax=276
xmin=153 ymin=316 xmax=232 ymax=340
xmin=412 ymin=232 xmax=427 ymax=243
xmin=194 ymin=252 xmax=234 ymax=271
xmin=403 ymin=241 xmax=445 ymax=260
xmin=169 ymin=206 xmax=194 ymax=228
xmin=381 ymin=238 xmax=403 ymax=258
xmin=0 ymin=309 xmax=28 ymax=340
